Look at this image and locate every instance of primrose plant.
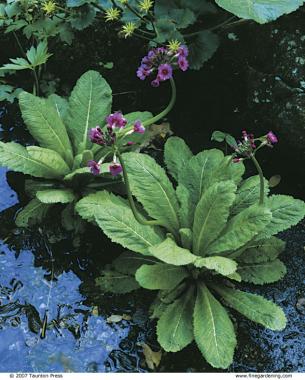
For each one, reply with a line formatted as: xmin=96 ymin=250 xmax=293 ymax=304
xmin=76 ymin=131 xmax=305 ymax=369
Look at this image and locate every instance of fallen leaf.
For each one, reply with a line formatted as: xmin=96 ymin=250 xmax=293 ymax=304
xmin=269 ymin=175 xmax=281 ymax=188
xmin=140 ymin=343 xmax=162 ymax=370
xmin=106 ymin=314 xmax=132 ymax=323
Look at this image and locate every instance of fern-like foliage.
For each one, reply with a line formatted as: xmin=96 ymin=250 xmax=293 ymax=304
xmin=0 ymin=70 xmax=152 ymax=229
xmin=76 ymin=136 xmax=305 ymax=369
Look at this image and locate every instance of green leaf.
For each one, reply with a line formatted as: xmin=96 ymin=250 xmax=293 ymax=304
xmin=206 ymin=204 xmax=272 ymax=256
xmin=47 ymin=94 xmax=69 ymax=119
xmin=178 ymin=149 xmax=224 ymax=223
xmin=96 ymin=270 xmax=140 ymax=294
xmin=213 ymin=285 xmax=287 ymax=330
xmin=26 ymin=41 xmax=52 ymax=67
xmin=195 ymin=256 xmax=237 ymax=276
xmin=179 ymin=228 xmax=192 ymax=250
xmin=19 ymin=92 xmax=73 ymax=166
xmin=235 ymin=237 xmax=286 ymax=263
xmin=157 ymin=286 xmax=195 ymax=352
xmin=215 ymin=0 xmax=305 ymax=24
xmin=149 ymin=237 xmax=197 ymax=265
xmin=193 ymin=181 xmax=237 ymax=256
xmin=15 ymin=199 xmax=50 ymax=227
xmin=164 ymin=137 xmax=193 ymax=181
xmin=0 ymin=142 xmax=65 ymax=179
xmin=26 ymin=146 xmax=71 ymax=177
xmin=176 ymin=184 xmax=193 ymax=228
xmin=259 ymin=195 xmax=305 ymax=239
xmin=238 ymin=259 xmax=287 ymax=285
xmin=24 ymin=179 xmax=55 ymax=197
xmin=135 ymin=263 xmax=188 ymax=290
xmin=65 ymin=70 xmax=112 ymax=154
xmin=36 ymin=189 xmax=75 ymax=204
xmin=123 ymin=152 xmax=180 ymax=232
xmin=231 ymin=175 xmax=269 ymax=215
xmin=194 ymin=283 xmax=236 ymax=369
xmin=76 ymin=191 xmax=164 ymax=255
xmin=113 ymin=251 xmax=158 ymax=275
xmin=189 ymin=31 xmax=220 ymax=70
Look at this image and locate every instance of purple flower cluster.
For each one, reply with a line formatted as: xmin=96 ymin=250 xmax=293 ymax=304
xmin=232 ymin=130 xmax=278 ymax=163
xmin=88 ymin=112 xmax=145 ymax=176
xmin=137 ymin=45 xmax=189 ymax=86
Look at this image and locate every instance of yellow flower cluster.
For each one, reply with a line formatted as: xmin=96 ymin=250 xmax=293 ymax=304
xmin=42 ymin=0 xmax=56 ymax=15
xmin=121 ymin=22 xmax=136 ymax=38
xmin=167 ymin=39 xmax=181 ymax=53
xmin=105 ymin=7 xmax=121 ymax=22
xmin=138 ymin=0 xmax=153 ymax=13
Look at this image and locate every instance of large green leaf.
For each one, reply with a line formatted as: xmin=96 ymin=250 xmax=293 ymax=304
xmin=149 ymin=237 xmax=197 ymax=266
xmin=76 ymin=191 xmax=164 ymax=255
xmin=164 ymin=137 xmax=193 ymax=181
xmin=189 ymin=30 xmax=220 ymax=70
xmin=176 ymin=184 xmax=193 ymax=228
xmin=215 ymin=0 xmax=305 ymax=24
xmin=0 ymin=142 xmax=65 ymax=179
xmin=26 ymin=146 xmax=71 ymax=177
xmin=195 ymin=256 xmax=237 ymax=276
xmin=213 ymin=285 xmax=287 ymax=330
xmin=157 ymin=286 xmax=195 ymax=352
xmin=36 ymin=189 xmax=76 ymax=204
xmin=15 ymin=199 xmax=51 ymax=227
xmin=206 ymin=204 xmax=272 ymax=256
xmin=238 ymin=259 xmax=287 ymax=285
xmin=24 ymin=179 xmax=56 ymax=197
xmin=47 ymin=94 xmax=69 ymax=119
xmin=194 ymin=283 xmax=236 ymax=369
xmin=235 ymin=236 xmax=286 ymax=263
xmin=259 ymin=195 xmax=305 ymax=239
xmin=65 ymin=70 xmax=112 ymax=154
xmin=193 ymin=181 xmax=236 ymax=256
xmin=113 ymin=251 xmax=158 ymax=275
xmin=123 ymin=152 xmax=180 ymax=232
xmin=135 ymin=263 xmax=188 ymax=290
xmin=96 ymin=270 xmax=140 ymax=294
xmin=231 ymin=175 xmax=269 ymax=215
xmin=19 ymin=92 xmax=73 ymax=166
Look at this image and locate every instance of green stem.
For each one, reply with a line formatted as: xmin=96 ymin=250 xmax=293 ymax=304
xmin=32 ymin=68 xmax=40 ymax=96
xmin=143 ymin=78 xmax=176 ymax=127
xmin=250 ymin=154 xmax=264 ymax=205
xmin=117 ymin=150 xmax=179 ymax=239
xmin=12 ymin=32 xmax=26 ymax=58
xmin=133 ymin=31 xmax=152 ymax=42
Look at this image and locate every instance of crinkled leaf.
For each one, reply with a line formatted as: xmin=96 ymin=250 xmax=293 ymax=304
xmin=164 ymin=136 xmax=193 ymax=181
xmin=176 ymin=184 xmax=193 ymax=228
xmin=36 ymin=189 xmax=75 ymax=204
xmin=194 ymin=283 xmax=236 ymax=369
xmin=189 ymin=31 xmax=220 ymax=70
xmin=231 ymin=175 xmax=269 ymax=215
xmin=0 ymin=142 xmax=65 ymax=179
xmin=193 ymin=181 xmax=236 ymax=256
xmin=123 ymin=152 xmax=180 ymax=232
xmin=195 ymin=256 xmax=237 ymax=276
xmin=135 ymin=263 xmax=188 ymax=290
xmin=179 ymin=228 xmax=192 ymax=250
xmin=259 ymin=195 xmax=305 ymax=239
xmin=157 ymin=286 xmax=195 ymax=352
xmin=213 ymin=285 xmax=287 ymax=330
xmin=19 ymin=92 xmax=73 ymax=166
xmin=15 ymin=199 xmax=50 ymax=227
xmin=206 ymin=204 xmax=272 ymax=256
xmin=96 ymin=270 xmax=140 ymax=294
xmin=215 ymin=0 xmax=305 ymax=24
xmin=65 ymin=70 xmax=112 ymax=154
xmin=238 ymin=259 xmax=287 ymax=285
xmin=149 ymin=237 xmax=197 ymax=266
xmin=76 ymin=191 xmax=164 ymax=255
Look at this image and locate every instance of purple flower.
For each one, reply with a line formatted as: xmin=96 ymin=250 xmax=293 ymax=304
xmin=267 ymin=131 xmax=278 ymax=144
xmin=151 ymin=78 xmax=160 ymax=87
xmin=178 ymin=45 xmax=189 ymax=57
xmin=89 ymin=126 xmax=104 ymax=145
xmin=88 ymin=160 xmax=100 ymax=175
xmin=109 ymin=163 xmax=123 ymax=176
xmin=158 ymin=63 xmax=173 ymax=81
xmin=133 ymin=120 xmax=145 ymax=134
xmin=137 ymin=65 xmax=151 ymax=80
xmin=106 ymin=112 xmax=127 ymax=129
xmin=178 ymin=56 xmax=189 ymax=72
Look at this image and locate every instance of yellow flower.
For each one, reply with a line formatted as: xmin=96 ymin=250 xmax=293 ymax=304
xmin=121 ymin=22 xmax=136 ymax=38
xmin=119 ymin=0 xmax=128 ymax=4
xmin=42 ymin=0 xmax=56 ymax=15
xmin=167 ymin=39 xmax=181 ymax=53
xmin=138 ymin=0 xmax=153 ymax=13
xmin=105 ymin=7 xmax=121 ymax=22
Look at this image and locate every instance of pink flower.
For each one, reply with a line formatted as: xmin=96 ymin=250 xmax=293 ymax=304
xmin=109 ymin=163 xmax=123 ymax=176
xmin=89 ymin=126 xmax=104 ymax=145
xmin=178 ymin=56 xmax=189 ymax=72
xmin=157 ymin=63 xmax=173 ymax=81
xmin=88 ymin=160 xmax=100 ymax=175
xmin=267 ymin=131 xmax=278 ymax=144
xmin=133 ymin=120 xmax=145 ymax=134
xmin=106 ymin=112 xmax=127 ymax=129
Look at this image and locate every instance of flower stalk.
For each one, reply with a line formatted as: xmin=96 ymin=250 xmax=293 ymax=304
xmin=250 ymin=154 xmax=265 ymax=205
